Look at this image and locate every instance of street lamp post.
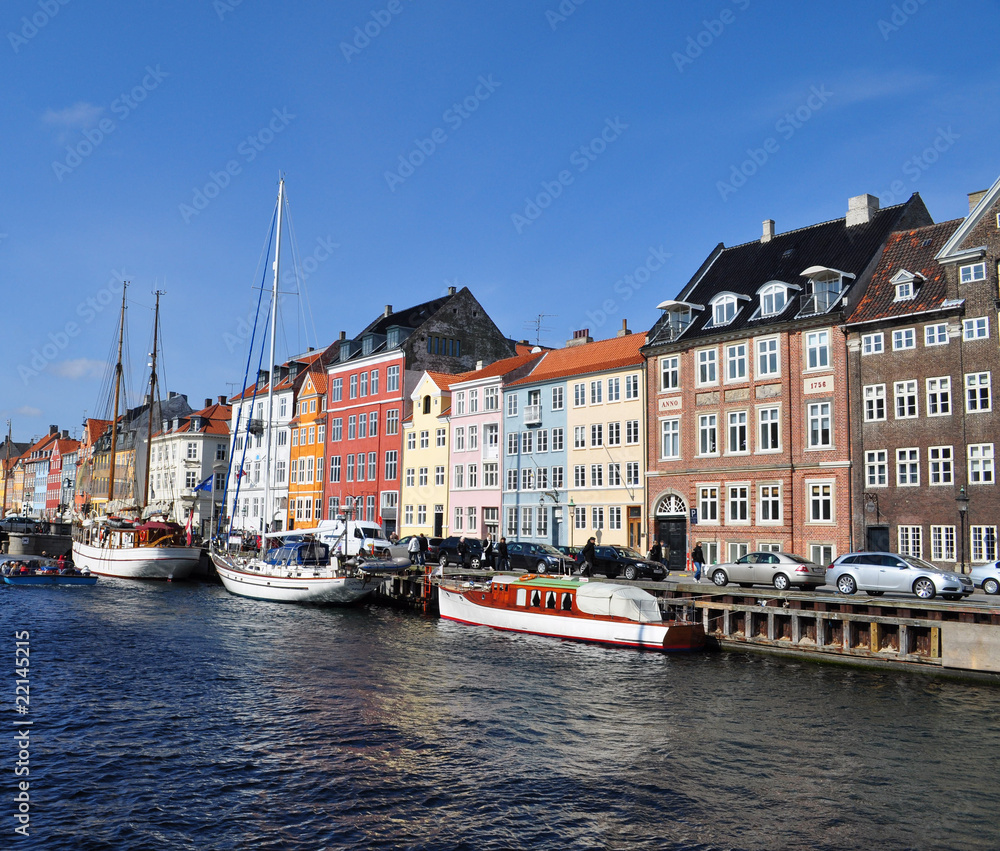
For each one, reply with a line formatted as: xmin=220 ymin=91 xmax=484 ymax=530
xmin=956 ymin=486 xmax=969 ymax=573
xmin=568 ymin=498 xmax=575 ymax=548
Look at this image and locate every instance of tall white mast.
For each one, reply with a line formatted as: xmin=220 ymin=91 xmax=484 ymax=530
xmin=263 ymin=176 xmax=284 ymax=544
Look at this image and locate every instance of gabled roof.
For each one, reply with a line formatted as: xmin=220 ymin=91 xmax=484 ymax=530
xmin=451 ymin=352 xmax=546 ymax=386
xmin=421 ymin=370 xmax=474 ymax=393
xmin=936 ymin=173 xmax=1000 ymax=261
xmin=647 ymin=195 xmax=928 ymax=343
xmin=230 ymin=344 xmax=337 ymax=401
xmin=846 ymin=219 xmax=963 ymax=325
xmin=508 ymin=334 xmax=645 ymax=387
xmin=153 ymin=401 xmax=233 ymax=437
xmin=358 ymin=293 xmax=455 ymax=337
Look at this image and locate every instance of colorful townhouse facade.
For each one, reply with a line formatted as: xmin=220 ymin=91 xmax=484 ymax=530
xmin=642 ymin=192 xmax=932 ymax=571
xmin=287 ymin=363 xmax=329 ymax=530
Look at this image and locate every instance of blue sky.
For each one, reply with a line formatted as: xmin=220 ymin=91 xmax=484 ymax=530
xmin=2 ymin=0 xmax=999 ymax=440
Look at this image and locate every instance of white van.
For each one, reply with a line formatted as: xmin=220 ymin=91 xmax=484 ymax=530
xmin=304 ymin=519 xmax=392 ymax=557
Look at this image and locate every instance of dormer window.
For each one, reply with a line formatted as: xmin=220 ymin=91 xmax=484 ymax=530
xmin=799 ymin=266 xmax=854 ymax=315
xmin=895 ymin=281 xmax=913 ymax=301
xmin=890 ymin=269 xmax=923 ymax=302
xmin=761 ymin=284 xmax=786 ymax=316
xmin=654 ymin=299 xmax=703 ymax=341
xmin=713 ymin=295 xmax=738 ymax=326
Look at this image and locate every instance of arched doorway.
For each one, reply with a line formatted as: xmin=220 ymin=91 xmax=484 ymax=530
xmin=654 ymin=493 xmax=687 ymax=572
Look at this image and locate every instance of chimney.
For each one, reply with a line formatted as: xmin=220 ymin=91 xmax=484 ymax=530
xmin=218 ymin=395 xmax=226 ymax=405
xmin=49 ymin=425 xmax=58 ymax=435
xmin=846 ymin=193 xmax=879 ymax=227
xmin=762 ymin=219 xmax=775 ymax=243
xmin=968 ymin=189 xmax=988 ymax=213
xmin=447 ymin=286 xmax=456 ymax=295
xmin=204 ymin=398 xmax=212 ymax=409
xmin=62 ymin=430 xmax=69 ymax=439
xmin=384 ymin=304 xmax=392 ymax=317
xmin=617 ymin=319 xmax=631 ymax=337
xmin=339 ymin=330 xmax=347 ymax=341
xmin=476 ymin=360 xmax=483 ymax=370
xmin=566 ymin=329 xmax=593 ymax=348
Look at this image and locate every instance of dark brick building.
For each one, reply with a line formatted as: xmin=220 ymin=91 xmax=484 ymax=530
xmin=845 ymin=177 xmax=1000 ymax=570
xmin=641 ymin=192 xmax=931 ymax=572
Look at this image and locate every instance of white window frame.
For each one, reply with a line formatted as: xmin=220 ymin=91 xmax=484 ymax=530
xmin=861 ymin=332 xmax=883 ymax=355
xmin=924 ymin=323 xmax=948 ymax=346
xmin=756 ymin=336 xmax=779 ymax=376
xmin=896 ymin=447 xmax=919 ymax=486
xmin=892 ymin=328 xmax=916 ymax=350
xmin=928 ymin=446 xmax=953 ymax=486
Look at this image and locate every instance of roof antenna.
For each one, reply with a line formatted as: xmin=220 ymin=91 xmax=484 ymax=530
xmin=525 ymin=314 xmax=556 ymax=346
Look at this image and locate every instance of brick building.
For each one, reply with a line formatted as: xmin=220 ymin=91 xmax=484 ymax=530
xmin=642 ymin=192 xmax=931 ymax=571
xmin=845 ymin=177 xmax=1000 ymax=569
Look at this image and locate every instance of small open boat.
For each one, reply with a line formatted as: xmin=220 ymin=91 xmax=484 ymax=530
xmin=438 ymin=574 xmax=705 ymax=652
xmin=2 ymin=561 xmax=98 ymax=586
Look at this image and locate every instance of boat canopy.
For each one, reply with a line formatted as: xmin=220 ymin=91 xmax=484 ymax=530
xmin=575 ymin=584 xmax=663 ymax=623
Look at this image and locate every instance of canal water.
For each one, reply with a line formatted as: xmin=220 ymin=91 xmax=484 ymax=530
xmin=3 ymin=579 xmax=999 ymax=850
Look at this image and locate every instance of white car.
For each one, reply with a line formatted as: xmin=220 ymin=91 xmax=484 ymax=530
xmin=969 ymin=562 xmax=1000 ymax=595
xmin=828 ymin=552 xmax=973 ymax=601
xmin=709 ymin=551 xmax=825 ymax=590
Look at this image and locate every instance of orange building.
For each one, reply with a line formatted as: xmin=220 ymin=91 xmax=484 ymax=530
xmin=287 ymin=361 xmax=328 ymax=529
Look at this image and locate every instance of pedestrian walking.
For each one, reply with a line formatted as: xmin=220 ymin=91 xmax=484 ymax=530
xmin=418 ymin=533 xmax=428 ymax=566
xmin=581 ymin=537 xmax=596 ymax=577
xmin=483 ymin=537 xmax=494 ymax=570
xmin=691 ymin=542 xmax=705 ymax=581
xmin=497 ymin=537 xmax=509 ymax=571
xmin=457 ymin=536 xmax=469 ymax=568
xmin=407 ymin=535 xmax=420 ymax=565
xmin=648 ymin=541 xmax=662 ymax=563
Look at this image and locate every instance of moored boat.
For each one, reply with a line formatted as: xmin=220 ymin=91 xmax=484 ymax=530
xmin=438 ymin=574 xmax=706 ymax=651
xmin=2 ymin=560 xmax=98 ymax=586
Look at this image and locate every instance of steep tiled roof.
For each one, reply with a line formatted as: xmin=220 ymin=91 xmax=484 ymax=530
xmin=508 ymin=334 xmax=645 ymax=386
xmin=153 ymin=402 xmax=232 ymax=437
xmin=647 ymin=197 xmax=927 ymax=343
xmin=452 ymin=352 xmax=545 ymax=384
xmin=424 ymin=370 xmax=474 ymax=392
xmin=846 ymin=219 xmax=962 ymax=325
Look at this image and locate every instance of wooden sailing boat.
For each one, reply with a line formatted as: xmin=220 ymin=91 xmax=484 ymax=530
xmin=71 ymin=286 xmax=201 ymax=580
xmin=210 ymin=178 xmax=372 ymax=604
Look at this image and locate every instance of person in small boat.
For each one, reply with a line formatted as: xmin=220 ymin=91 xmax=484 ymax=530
xmin=580 ymin=538 xmax=596 ymax=577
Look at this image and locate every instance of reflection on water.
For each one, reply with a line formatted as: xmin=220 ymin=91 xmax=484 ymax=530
xmin=3 ymin=581 xmax=998 ymax=850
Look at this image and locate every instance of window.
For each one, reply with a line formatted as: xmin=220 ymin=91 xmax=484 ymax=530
xmin=507 ymin=433 xmax=519 ymax=456
xmin=506 ymin=394 xmax=518 ymax=417
xmin=728 ymin=485 xmax=749 ymax=522
xmin=726 ymin=343 xmax=747 ymax=381
xmin=369 ymin=412 xmax=378 ymax=437
xmin=809 ymin=544 xmax=834 ymax=566
xmin=522 ymin=431 xmax=534 ymax=455
xmin=591 ymin=506 xmax=605 ymax=529
xmin=606 ymin=422 xmax=620 ymax=446
xmin=434 ymin=465 xmax=445 ymax=486
xmin=757 ymin=407 xmax=779 ymax=451
xmin=892 ymin=328 xmax=915 ymax=350
xmin=455 ymin=391 xmax=465 ymax=415
xmin=317 ymin=424 xmax=326 ymax=444
xmin=590 ymin=424 xmax=603 ymax=448
xmin=521 ymin=507 xmax=533 ymax=537
xmin=625 ymin=374 xmax=640 ymax=400
xmin=573 ymin=383 xmax=585 ymax=407
xmin=760 ymin=283 xmax=786 ymax=316
xmin=506 ymin=469 xmax=518 ymax=491
xmin=359 ymin=372 xmax=368 ymax=397
xmin=862 ymin=333 xmax=883 ymax=355
xmin=550 ymin=386 xmax=564 ymax=410
xmin=608 ymin=506 xmax=622 ymax=531
xmin=386 ymin=409 xmax=399 ymax=435
xmin=966 ymin=372 xmax=992 ymax=412
xmin=607 ymin=463 xmax=621 ymax=487
xmin=484 ymin=386 xmax=499 ymax=411
xmin=759 ymin=484 xmax=781 ymax=522
xmin=186 ymin=442 xmax=197 ymax=460
xmin=625 ymin=462 xmax=640 ymax=486
xmin=590 ymin=464 xmax=603 ymax=487
xmin=625 ymin=420 xmax=639 ymax=445
xmin=805 ymin=330 xmax=830 ymax=370
xmin=896 ymin=448 xmax=919 ymax=486
xmin=573 ymin=465 xmax=586 ymax=488
xmin=712 ymin=294 xmax=737 ymax=326
xmin=808 ymin=483 xmax=833 ymax=521
xmin=968 ymin=444 xmax=994 ymax=484
xmin=590 ymin=380 xmax=602 ymax=404
xmin=419 ymin=430 xmax=429 ymax=449
xmin=894 ymin=381 xmax=918 ymax=419
xmin=532 ymin=466 xmax=543 ymax=489
xmin=417 ymin=505 xmax=427 ymax=526
xmin=349 ymin=374 xmax=358 ymax=399
xmin=964 ymin=317 xmax=990 ymax=340
xmin=607 ymin=377 xmax=620 ymax=402
xmin=960 ymin=262 xmax=986 ymax=283
xmin=370 ymin=369 xmax=379 ymax=395
xmin=807 ymin=403 xmax=831 ymax=448
xmin=931 ymin=526 xmax=955 ymax=562
xmin=454 ymin=466 xmax=464 ymax=489
xmin=406 ymin=432 xmax=416 ymax=451
xmin=418 ymin=467 xmax=428 ymax=487
xmin=971 ymin=526 xmax=998 ymax=562
xmin=404 ymin=467 xmax=415 ymax=487
xmin=929 ymin=446 xmax=953 ymax=485
xmin=727 ymin=411 xmax=747 ymax=453
xmin=347 ymin=416 xmax=356 ymax=441
xmin=483 ymin=462 xmax=498 ymax=488
xmin=573 ymin=426 xmax=585 ymax=449
xmin=863 ymin=384 xmax=885 ymax=421
xmin=331 ymin=377 xmax=343 ymax=402
xmin=698 ymin=486 xmax=719 ymax=522
xmin=331 ymin=456 xmax=341 ymax=482
xmin=185 ymin=471 xmax=197 ymax=488
xmin=357 ymin=453 xmax=367 ymax=481
xmin=384 ymin=450 xmax=397 ymax=480
xmin=346 ymin=455 xmax=354 ymax=481
xmin=894 ymin=281 xmax=914 ymax=301
xmin=358 ymin=415 xmax=367 ymax=440
xmin=925 ymin=377 xmax=951 ymax=416
xmin=551 ymin=428 xmax=563 ymax=451
xmin=574 ymin=506 xmax=587 ymax=530
xmin=386 ymin=365 xmax=400 ymax=392
xmin=757 ymin=337 xmax=779 ymax=376
xmin=697 ymin=349 xmax=718 ymax=385
xmin=698 ymin=414 xmax=717 ymax=456
xmin=661 ymin=419 xmax=680 ymax=459
xmin=660 ymin=356 xmax=679 ymax=391
xmin=455 ymin=428 xmax=465 ymax=452
xmin=289 ymin=458 xmax=298 ymax=484
xmin=865 ymin=450 xmax=887 ymax=487
xmin=535 ymin=506 xmax=547 ymax=537
xmin=505 ymin=508 xmax=517 ymax=536
xmin=728 ymin=542 xmax=749 ymax=562
xmin=469 ymin=425 xmax=479 ymax=451
xmin=551 ymin=466 xmax=564 ymax=488
xmin=924 ymin=323 xmax=948 ymax=346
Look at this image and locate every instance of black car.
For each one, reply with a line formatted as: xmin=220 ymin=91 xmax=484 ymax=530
xmin=437 ymin=536 xmax=484 ymax=568
xmin=507 ymin=541 xmax=574 ymax=574
xmin=0 ymin=517 xmax=41 ymax=534
xmin=590 ymin=545 xmax=667 ymax=581
xmin=555 ymin=545 xmax=582 ymax=562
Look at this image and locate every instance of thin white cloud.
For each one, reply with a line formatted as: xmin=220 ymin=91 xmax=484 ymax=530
xmin=42 ymin=101 xmax=104 ymax=129
xmin=15 ymin=406 xmax=42 ymax=417
xmin=49 ymin=358 xmax=106 ymax=379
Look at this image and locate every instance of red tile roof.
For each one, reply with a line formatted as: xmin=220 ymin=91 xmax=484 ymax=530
xmin=508 ymin=334 xmax=645 ymax=386
xmin=453 ymin=352 xmax=545 ymax=383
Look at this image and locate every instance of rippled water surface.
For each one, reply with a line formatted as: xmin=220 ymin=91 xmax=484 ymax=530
xmin=3 ymin=579 xmax=999 ymax=850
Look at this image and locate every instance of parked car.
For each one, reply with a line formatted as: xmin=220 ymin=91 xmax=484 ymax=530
xmin=507 ymin=541 xmax=574 ymax=574
xmin=0 ymin=516 xmax=41 ymax=534
xmin=969 ymin=562 xmax=1000 ymax=595
xmin=437 ymin=536 xmax=484 ymax=568
xmin=555 ymin=545 xmax=582 ymax=561
xmin=590 ymin=545 xmax=667 ymax=581
xmin=827 ymin=552 xmax=974 ymax=600
xmin=709 ymin=551 xmax=825 ymax=590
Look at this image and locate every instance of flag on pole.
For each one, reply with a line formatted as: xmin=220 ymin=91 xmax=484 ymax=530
xmin=185 ymin=511 xmax=194 ymax=546
xmin=194 ymin=474 xmax=214 ymax=492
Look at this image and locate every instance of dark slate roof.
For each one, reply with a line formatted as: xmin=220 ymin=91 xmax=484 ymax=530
xmin=358 ymin=293 xmax=454 ymax=336
xmin=647 ymin=199 xmax=922 ymax=344
xmin=846 ymin=219 xmax=963 ymax=325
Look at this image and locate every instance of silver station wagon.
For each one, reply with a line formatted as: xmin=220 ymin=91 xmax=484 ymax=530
xmin=828 ymin=552 xmax=973 ymax=600
xmin=709 ymin=551 xmax=826 ymax=590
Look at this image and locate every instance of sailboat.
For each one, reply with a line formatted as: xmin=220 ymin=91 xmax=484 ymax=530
xmin=71 ymin=286 xmax=201 ymax=580
xmin=210 ymin=178 xmax=373 ymax=605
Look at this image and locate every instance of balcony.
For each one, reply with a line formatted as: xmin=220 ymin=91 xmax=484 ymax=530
xmin=523 ymin=405 xmax=542 ymax=426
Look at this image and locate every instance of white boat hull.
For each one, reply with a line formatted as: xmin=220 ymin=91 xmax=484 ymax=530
xmin=72 ymin=540 xmax=199 ymax=581
xmin=211 ymin=552 xmax=374 ymax=604
xmin=438 ymin=585 xmax=676 ymax=650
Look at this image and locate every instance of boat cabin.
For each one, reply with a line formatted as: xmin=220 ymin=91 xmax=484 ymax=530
xmin=264 ymin=541 xmax=331 ymax=568
xmin=486 ymin=575 xmax=664 ymax=624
